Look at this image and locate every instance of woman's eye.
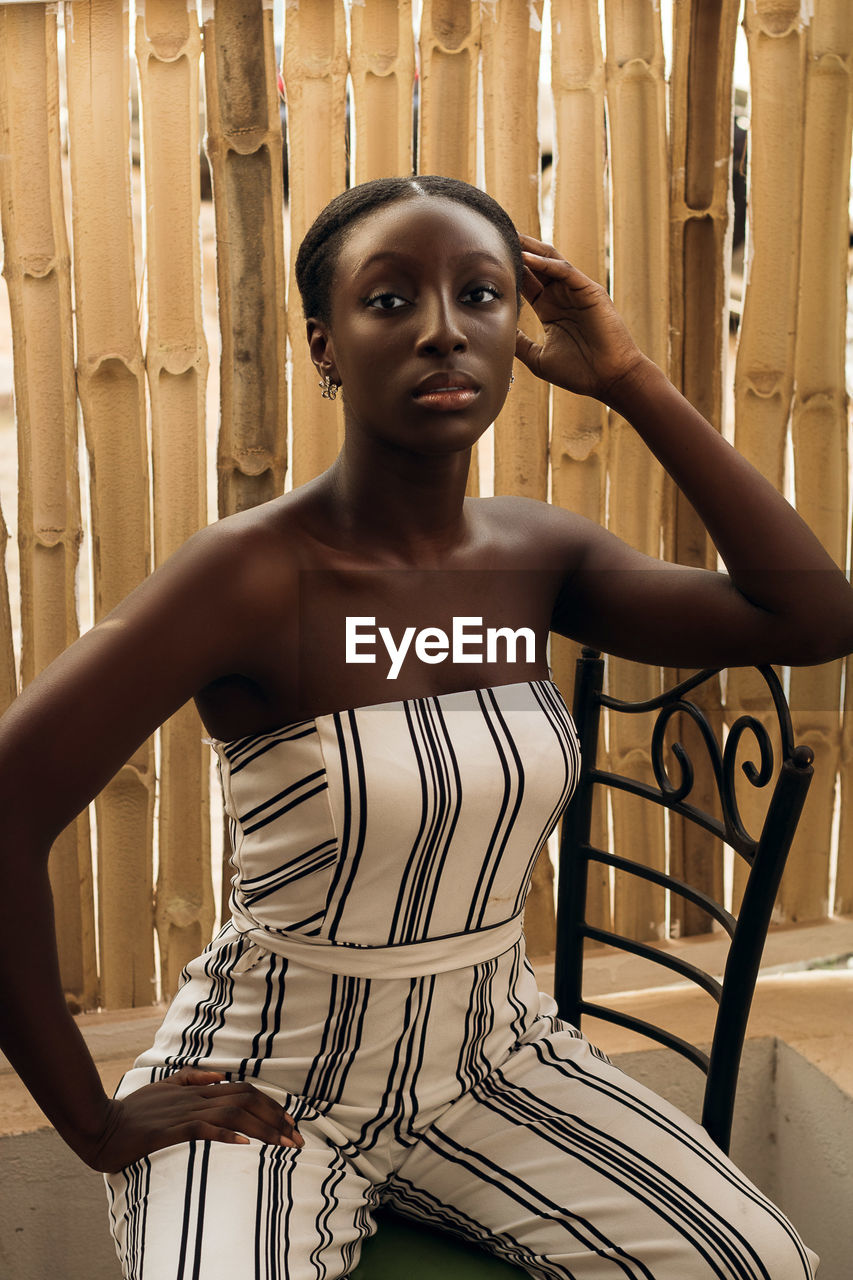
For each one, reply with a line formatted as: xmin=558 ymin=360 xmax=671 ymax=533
xmin=464 ymin=284 xmax=502 ymax=304
xmin=364 ymin=292 xmax=408 ymax=310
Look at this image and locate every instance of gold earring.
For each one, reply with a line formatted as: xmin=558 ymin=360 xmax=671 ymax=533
xmin=319 ymin=373 xmax=339 ymax=401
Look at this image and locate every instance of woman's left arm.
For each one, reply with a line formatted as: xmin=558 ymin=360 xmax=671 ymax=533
xmin=515 ymin=235 xmax=853 ymax=666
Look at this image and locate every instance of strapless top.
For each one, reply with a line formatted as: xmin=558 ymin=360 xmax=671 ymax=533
xmin=210 ymin=678 xmax=580 ymax=977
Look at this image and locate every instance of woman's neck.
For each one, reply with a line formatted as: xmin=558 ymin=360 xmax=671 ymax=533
xmin=324 ymin=443 xmax=473 ymax=565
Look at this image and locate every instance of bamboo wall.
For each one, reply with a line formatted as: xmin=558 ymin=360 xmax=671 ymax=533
xmin=0 ymin=0 xmax=850 ymax=1011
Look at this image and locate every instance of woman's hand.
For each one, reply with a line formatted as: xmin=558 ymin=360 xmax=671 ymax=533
xmin=514 ymin=234 xmax=646 ymax=402
xmin=84 ymin=1067 xmax=304 ymax=1173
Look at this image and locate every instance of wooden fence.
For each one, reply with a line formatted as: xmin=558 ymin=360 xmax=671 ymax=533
xmin=0 ymin=0 xmax=850 ymax=1011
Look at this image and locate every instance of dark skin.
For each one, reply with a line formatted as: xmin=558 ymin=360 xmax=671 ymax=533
xmin=1 ymin=196 xmax=851 ymax=1176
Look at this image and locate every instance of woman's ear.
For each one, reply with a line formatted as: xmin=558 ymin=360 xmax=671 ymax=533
xmin=306 ymin=319 xmax=340 ymax=385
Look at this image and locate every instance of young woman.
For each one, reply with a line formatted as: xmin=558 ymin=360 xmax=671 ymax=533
xmin=1 ymin=175 xmax=847 ymax=1278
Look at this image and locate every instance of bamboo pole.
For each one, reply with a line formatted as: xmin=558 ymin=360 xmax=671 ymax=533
xmin=667 ymin=0 xmax=740 ymax=935
xmin=790 ymin=0 xmax=853 ymax=921
xmin=603 ymin=0 xmax=670 ymax=941
xmin=203 ymin=0 xmax=288 ymax=925
xmin=282 ymin=0 xmax=348 ymax=486
xmin=136 ymin=0 xmax=213 ymax=997
xmin=482 ymin=0 xmax=548 ymax=502
xmin=735 ymin=1 xmax=805 ymax=490
xmin=480 ymin=0 xmax=553 ymax=952
xmin=202 ymin=0 xmax=288 ymax=516
xmin=350 ymin=0 xmax=415 ymax=184
xmin=670 ymin=0 xmax=739 ymax=454
xmin=418 ymin=0 xmax=482 ymax=496
xmin=64 ymin=0 xmax=155 ymax=1008
xmin=0 ymin=3 xmax=96 ymax=1008
xmin=548 ymin=0 xmax=610 ymax=933
xmin=548 ymin=0 xmax=607 ymax=531
xmin=418 ymin=0 xmax=480 ymax=180
xmin=730 ymin=0 xmax=806 ymax=910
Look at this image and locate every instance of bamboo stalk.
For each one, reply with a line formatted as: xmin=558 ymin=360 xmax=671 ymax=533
xmin=282 ymin=0 xmax=348 ymax=486
xmin=418 ymin=0 xmax=480 ymax=181
xmin=418 ymin=0 xmax=482 ymax=496
xmin=202 ymin=0 xmax=288 ymax=516
xmin=548 ymin=0 xmax=610 ymax=932
xmin=350 ymin=0 xmax=415 ymax=184
xmin=481 ymin=0 xmax=548 ymax=503
xmin=789 ymin=0 xmax=853 ymax=921
xmin=548 ymin=0 xmax=607 ymax=524
xmin=203 ymin=0 xmax=288 ymax=925
xmin=667 ymin=0 xmax=740 ymax=935
xmin=670 ymin=0 xmax=739 ymax=442
xmin=0 ymin=3 xmax=96 ymax=1008
xmin=735 ymin=0 xmax=805 ymax=491
xmin=64 ymin=0 xmax=155 ymax=1009
xmin=729 ymin=0 xmax=806 ymax=911
xmin=136 ymin=0 xmax=213 ymax=997
xmin=603 ymin=0 xmax=669 ymax=941
xmin=480 ymin=0 xmax=553 ymax=952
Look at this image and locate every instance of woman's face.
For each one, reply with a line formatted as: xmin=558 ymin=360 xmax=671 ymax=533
xmin=309 ymin=197 xmax=520 ymax=454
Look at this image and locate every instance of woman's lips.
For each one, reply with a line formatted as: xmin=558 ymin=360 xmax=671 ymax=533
xmin=412 ymin=387 xmax=479 ymax=411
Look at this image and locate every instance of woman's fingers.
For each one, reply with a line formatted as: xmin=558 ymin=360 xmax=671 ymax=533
xmin=169 ymin=1066 xmax=226 ymax=1086
xmin=193 ymin=1079 xmax=304 ymax=1145
xmin=520 ymin=262 xmax=545 ymax=305
xmin=515 ymin=327 xmax=543 ymax=376
xmin=522 ymin=250 xmax=588 ymax=292
xmin=94 ymin=1073 xmax=307 ymax=1170
xmin=165 ymin=1066 xmax=301 ymax=1143
xmin=518 ymin=231 xmax=562 ymax=258
xmin=520 ymin=252 xmax=598 ymax=321
xmin=190 ymin=1096 xmax=303 ymax=1148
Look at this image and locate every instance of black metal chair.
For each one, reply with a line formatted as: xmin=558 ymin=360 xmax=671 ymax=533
xmin=354 ymin=650 xmax=814 ymax=1274
xmin=555 ymin=648 xmax=815 ymax=1155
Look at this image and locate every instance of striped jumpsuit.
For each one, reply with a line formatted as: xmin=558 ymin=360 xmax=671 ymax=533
xmin=105 ymin=678 xmax=817 ymax=1279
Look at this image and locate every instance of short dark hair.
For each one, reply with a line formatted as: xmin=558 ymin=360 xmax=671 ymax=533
xmin=294 ymin=175 xmax=524 ymax=327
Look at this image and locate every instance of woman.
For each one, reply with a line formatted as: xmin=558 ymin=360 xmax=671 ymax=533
xmin=0 ymin=175 xmax=846 ymax=1278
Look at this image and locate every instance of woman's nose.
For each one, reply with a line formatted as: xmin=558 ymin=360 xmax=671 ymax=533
xmin=416 ymin=292 xmax=467 ymax=355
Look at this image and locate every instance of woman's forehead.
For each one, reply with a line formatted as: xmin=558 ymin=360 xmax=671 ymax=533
xmin=338 ymin=197 xmax=514 ymax=277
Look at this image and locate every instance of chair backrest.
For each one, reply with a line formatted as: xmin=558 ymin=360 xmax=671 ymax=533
xmin=554 ymin=648 xmax=814 ymax=1154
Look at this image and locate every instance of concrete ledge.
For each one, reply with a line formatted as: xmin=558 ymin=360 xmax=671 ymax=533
xmin=577 ymin=969 xmax=853 ymax=1099
xmin=0 ymin=1004 xmax=164 ymax=1140
xmin=532 ymin=914 xmax=853 ymax=1001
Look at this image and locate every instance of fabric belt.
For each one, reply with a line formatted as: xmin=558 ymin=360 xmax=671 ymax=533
xmin=229 ymin=913 xmax=525 ymax=978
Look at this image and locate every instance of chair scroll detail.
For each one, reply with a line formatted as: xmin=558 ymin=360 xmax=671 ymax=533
xmin=554 ymin=648 xmax=815 ymax=1154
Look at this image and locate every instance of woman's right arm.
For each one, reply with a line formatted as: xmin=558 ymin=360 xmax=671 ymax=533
xmin=0 ymin=517 xmax=303 ymax=1171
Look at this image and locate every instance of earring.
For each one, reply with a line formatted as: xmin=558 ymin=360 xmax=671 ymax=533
xmin=319 ymin=373 xmax=339 ymax=401
xmin=510 ymin=372 xmax=515 ymax=386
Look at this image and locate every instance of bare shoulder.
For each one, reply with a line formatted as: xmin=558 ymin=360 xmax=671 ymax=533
xmin=466 ymin=494 xmax=601 ymax=571
xmin=158 ymin=482 xmax=326 ymax=624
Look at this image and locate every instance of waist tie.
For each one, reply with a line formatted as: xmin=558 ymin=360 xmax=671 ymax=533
xmin=229 ymin=913 xmax=525 ymax=978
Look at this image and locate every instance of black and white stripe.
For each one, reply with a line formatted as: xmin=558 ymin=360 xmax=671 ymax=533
xmin=106 ymin=681 xmax=814 ymax=1280
xmin=466 ymin=688 xmax=527 ymax=929
xmin=389 ymin=698 xmax=462 ymax=943
xmin=215 ymin=680 xmax=579 ymax=954
xmin=323 ymin=710 xmax=369 ymax=939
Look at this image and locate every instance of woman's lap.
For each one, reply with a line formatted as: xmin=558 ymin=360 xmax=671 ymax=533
xmin=387 ymin=1030 xmax=817 ymax=1279
xmin=105 ymin=1023 xmax=817 ymax=1280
